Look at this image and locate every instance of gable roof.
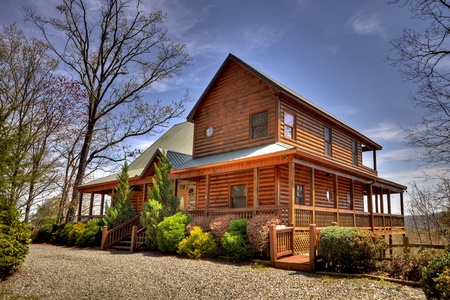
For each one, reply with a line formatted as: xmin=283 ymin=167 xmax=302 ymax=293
xmin=187 ymin=53 xmax=382 ymax=151
xmin=78 ymin=122 xmax=194 ymax=188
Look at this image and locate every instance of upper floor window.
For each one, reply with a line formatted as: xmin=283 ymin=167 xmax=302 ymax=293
xmin=324 ymin=126 xmax=332 ymax=156
xmin=352 ymin=140 xmax=358 ymax=165
xmin=251 ymin=111 xmax=268 ymax=139
xmin=230 ymin=184 xmax=246 ymax=208
xmin=284 ymin=111 xmax=295 ymax=139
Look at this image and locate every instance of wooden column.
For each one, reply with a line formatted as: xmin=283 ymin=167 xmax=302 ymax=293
xmin=334 ymin=174 xmax=339 ymax=225
xmin=77 ymin=192 xmax=83 ymax=222
xmin=380 ymin=188 xmax=385 ymax=229
xmin=253 ymin=167 xmax=259 ymax=215
xmin=351 ymin=179 xmax=356 ymax=227
xmin=89 ymin=192 xmax=95 ymax=219
xmin=387 ymin=189 xmax=392 ymax=229
xmin=205 ymin=174 xmax=210 ymax=216
xmin=368 ymin=184 xmax=374 ymax=231
xmin=100 ymin=193 xmax=105 ymax=216
xmin=310 ymin=168 xmax=315 ymax=224
xmin=288 ymin=161 xmax=295 ymax=227
xmin=373 ymin=149 xmax=377 ymax=171
xmin=111 ymin=188 xmax=115 ymax=207
xmin=309 ymin=224 xmax=317 ymax=271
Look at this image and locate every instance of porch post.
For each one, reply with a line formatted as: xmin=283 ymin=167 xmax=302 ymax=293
xmin=387 ymin=189 xmax=392 ymax=229
xmin=77 ymin=192 xmax=83 ymax=222
xmin=351 ymin=179 xmax=356 ymax=227
xmin=111 ymin=188 xmax=115 ymax=207
xmin=288 ymin=161 xmax=295 ymax=227
xmin=310 ymin=168 xmax=315 ymax=224
xmin=100 ymin=193 xmax=105 ymax=216
xmin=368 ymin=184 xmax=374 ymax=231
xmin=334 ymin=174 xmax=339 ymax=225
xmin=309 ymin=224 xmax=317 ymax=271
xmin=253 ymin=167 xmax=259 ymax=216
xmin=380 ymin=188 xmax=385 ymax=229
xmin=205 ymin=174 xmax=210 ymax=216
xmin=89 ymin=192 xmax=95 ymax=219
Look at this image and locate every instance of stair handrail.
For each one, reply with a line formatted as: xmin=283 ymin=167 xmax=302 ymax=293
xmin=101 ymin=214 xmax=141 ymax=250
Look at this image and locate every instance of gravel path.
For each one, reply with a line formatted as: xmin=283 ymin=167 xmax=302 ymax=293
xmin=1 ymin=244 xmax=425 ymax=300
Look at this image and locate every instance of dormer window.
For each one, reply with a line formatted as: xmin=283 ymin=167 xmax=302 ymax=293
xmin=284 ymin=111 xmax=295 ymax=139
xmin=251 ymin=110 xmax=268 ymax=139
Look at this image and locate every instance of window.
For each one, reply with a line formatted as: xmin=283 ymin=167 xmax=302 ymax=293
xmin=251 ymin=111 xmax=268 ymax=139
xmin=324 ymin=126 xmax=332 ymax=156
xmin=347 ymin=193 xmax=352 ymax=210
xmin=230 ymin=184 xmax=246 ymax=208
xmin=295 ymin=184 xmax=304 ymax=205
xmin=284 ymin=111 xmax=294 ymax=139
xmin=352 ymin=141 xmax=358 ymax=165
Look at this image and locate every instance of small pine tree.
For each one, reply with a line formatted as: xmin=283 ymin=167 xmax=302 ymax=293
xmin=147 ymin=154 xmax=180 ymax=217
xmin=103 ymin=162 xmax=136 ymax=229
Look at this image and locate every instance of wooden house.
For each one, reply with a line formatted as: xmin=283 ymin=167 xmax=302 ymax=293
xmin=76 ymin=54 xmax=406 ymax=266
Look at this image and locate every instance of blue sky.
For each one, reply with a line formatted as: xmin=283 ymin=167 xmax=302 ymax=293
xmin=0 ymin=0 xmax=441 ymax=192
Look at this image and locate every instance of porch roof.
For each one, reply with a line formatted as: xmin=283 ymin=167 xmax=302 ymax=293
xmin=175 ymin=142 xmax=295 ymax=170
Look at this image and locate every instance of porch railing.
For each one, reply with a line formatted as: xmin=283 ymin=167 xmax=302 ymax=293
xmin=101 ymin=214 xmax=141 ymax=250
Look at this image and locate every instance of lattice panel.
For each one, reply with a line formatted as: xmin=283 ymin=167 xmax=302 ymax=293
xmin=295 ymin=209 xmax=312 ymax=227
xmin=356 ymin=215 xmax=370 ymax=227
xmin=315 ymin=211 xmax=337 ymax=227
xmin=294 ymin=231 xmax=310 ymax=255
xmin=339 ymin=213 xmax=354 ymax=227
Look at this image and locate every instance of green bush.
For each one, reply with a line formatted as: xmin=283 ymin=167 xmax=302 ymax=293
xmin=209 ymin=214 xmax=240 ymax=244
xmin=33 ymin=224 xmax=56 ymax=243
xmin=140 ymin=199 xmax=163 ymax=250
xmin=389 ymin=248 xmax=441 ymax=281
xmin=421 ymin=250 xmax=450 ymax=299
xmin=178 ymin=226 xmax=217 ymax=259
xmin=434 ymin=267 xmax=450 ymax=299
xmin=68 ymin=222 xmax=86 ymax=245
xmin=0 ymin=222 xmax=31 ymax=279
xmin=221 ymin=219 xmax=253 ymax=261
xmin=76 ymin=219 xmax=104 ymax=247
xmin=247 ymin=214 xmax=281 ymax=257
xmin=51 ymin=223 xmax=74 ymax=245
xmin=157 ymin=212 xmax=191 ymax=254
xmin=319 ymin=226 xmax=386 ymax=273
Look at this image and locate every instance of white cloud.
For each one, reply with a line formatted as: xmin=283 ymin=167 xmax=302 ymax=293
xmin=362 ymin=122 xmax=404 ymax=142
xmin=346 ymin=11 xmax=386 ymax=38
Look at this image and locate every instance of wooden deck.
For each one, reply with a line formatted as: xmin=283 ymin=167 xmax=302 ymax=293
xmin=273 ymin=255 xmax=313 ymax=272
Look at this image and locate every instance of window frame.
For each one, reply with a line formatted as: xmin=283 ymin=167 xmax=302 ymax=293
xmin=295 ymin=184 xmax=305 ymax=205
xmin=250 ymin=110 xmax=269 ymax=139
xmin=324 ymin=126 xmax=332 ymax=156
xmin=283 ymin=110 xmax=295 ymax=139
xmin=230 ymin=183 xmax=247 ymax=208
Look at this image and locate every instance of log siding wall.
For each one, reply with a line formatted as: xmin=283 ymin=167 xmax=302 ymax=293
xmin=192 ymin=61 xmax=277 ymax=158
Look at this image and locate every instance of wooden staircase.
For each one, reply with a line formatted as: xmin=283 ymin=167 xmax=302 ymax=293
xmin=101 ymin=215 xmax=147 ymax=252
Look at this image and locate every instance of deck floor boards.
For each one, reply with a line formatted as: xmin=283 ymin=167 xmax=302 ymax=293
xmin=273 ymin=255 xmax=313 ymax=272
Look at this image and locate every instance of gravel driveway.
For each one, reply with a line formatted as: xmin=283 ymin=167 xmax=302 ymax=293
xmin=0 ymin=244 xmax=425 ymax=300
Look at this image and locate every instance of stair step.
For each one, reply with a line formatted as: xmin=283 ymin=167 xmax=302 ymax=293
xmin=111 ymin=245 xmax=131 ymax=250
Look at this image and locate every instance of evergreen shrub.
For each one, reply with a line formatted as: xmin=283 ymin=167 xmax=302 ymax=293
xmin=421 ymin=250 xmax=450 ymax=300
xmin=221 ymin=219 xmax=253 ymax=261
xmin=319 ymin=226 xmax=386 ymax=273
xmin=51 ymin=222 xmax=74 ymax=245
xmin=0 ymin=221 xmax=31 ymax=279
xmin=141 ymin=199 xmax=163 ymax=250
xmin=33 ymin=223 xmax=56 ymax=243
xmin=178 ymin=226 xmax=217 ymax=259
xmin=68 ymin=222 xmax=86 ymax=245
xmin=157 ymin=212 xmax=191 ymax=253
xmin=247 ymin=214 xmax=281 ymax=257
xmin=76 ymin=219 xmax=104 ymax=247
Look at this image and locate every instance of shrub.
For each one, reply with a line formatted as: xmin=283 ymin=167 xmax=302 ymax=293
xmin=33 ymin=224 xmax=56 ymax=243
xmin=186 ymin=216 xmax=212 ymax=233
xmin=434 ymin=267 xmax=450 ymax=299
xmin=421 ymin=250 xmax=450 ymax=299
xmin=76 ymin=219 xmax=104 ymax=247
xmin=221 ymin=219 xmax=254 ymax=261
xmin=0 ymin=221 xmax=31 ymax=279
xmin=140 ymin=199 xmax=163 ymax=250
xmin=319 ymin=226 xmax=386 ymax=273
xmin=68 ymin=222 xmax=86 ymax=245
xmin=209 ymin=214 xmax=240 ymax=244
xmin=247 ymin=214 xmax=281 ymax=257
xmin=51 ymin=223 xmax=74 ymax=245
xmin=178 ymin=226 xmax=217 ymax=259
xmin=157 ymin=212 xmax=191 ymax=254
xmin=389 ymin=248 xmax=441 ymax=281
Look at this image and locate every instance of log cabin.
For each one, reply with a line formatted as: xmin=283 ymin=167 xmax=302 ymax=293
xmin=76 ymin=54 xmax=406 ymax=267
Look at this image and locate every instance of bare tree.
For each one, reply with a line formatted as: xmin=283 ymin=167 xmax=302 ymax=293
xmin=26 ymin=0 xmax=191 ymax=221
xmin=388 ymin=0 xmax=450 ymax=169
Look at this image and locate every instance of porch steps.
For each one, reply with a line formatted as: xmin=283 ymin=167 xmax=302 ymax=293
xmin=111 ymin=237 xmax=132 ymax=251
xmin=273 ymin=255 xmax=314 ymax=272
